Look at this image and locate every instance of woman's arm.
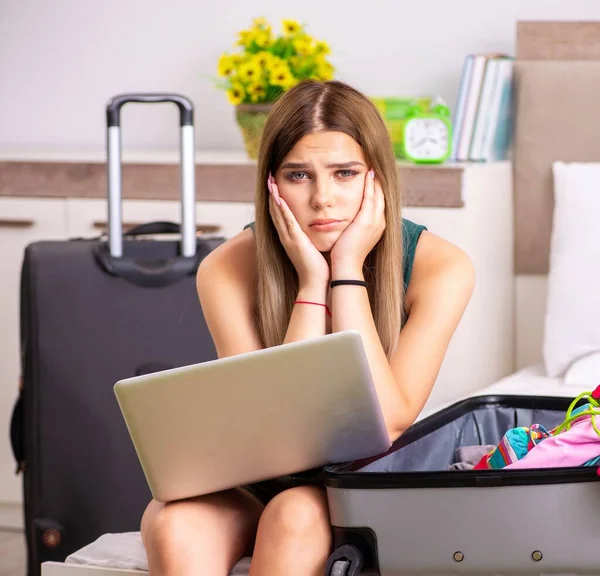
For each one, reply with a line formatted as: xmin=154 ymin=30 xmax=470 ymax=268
xmin=283 ymin=283 xmax=328 ymax=344
xmin=268 ymin=176 xmax=331 ymax=345
xmin=196 ymin=231 xmax=262 ymax=359
xmin=332 ymin=232 xmax=475 ymax=442
xmin=196 ymin=227 xmax=329 ymax=359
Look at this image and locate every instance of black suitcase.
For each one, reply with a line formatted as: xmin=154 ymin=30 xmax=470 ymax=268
xmin=10 ymin=94 xmax=226 ymax=576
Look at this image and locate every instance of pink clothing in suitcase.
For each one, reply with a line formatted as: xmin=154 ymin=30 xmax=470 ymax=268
xmin=506 ymin=384 xmax=600 ymax=470
xmin=505 ymin=415 xmax=600 ymax=469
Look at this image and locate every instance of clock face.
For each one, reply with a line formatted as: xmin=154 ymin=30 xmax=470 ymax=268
xmin=404 ymin=117 xmax=449 ymax=160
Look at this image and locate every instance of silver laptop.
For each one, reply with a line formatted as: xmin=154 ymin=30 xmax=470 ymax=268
xmin=114 ymin=330 xmax=390 ymax=502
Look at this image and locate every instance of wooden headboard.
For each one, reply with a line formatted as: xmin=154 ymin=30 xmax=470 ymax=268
xmin=514 ymin=22 xmax=600 ymax=274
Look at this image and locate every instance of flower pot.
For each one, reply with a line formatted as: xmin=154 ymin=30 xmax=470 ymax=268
xmin=235 ymin=104 xmax=273 ymax=160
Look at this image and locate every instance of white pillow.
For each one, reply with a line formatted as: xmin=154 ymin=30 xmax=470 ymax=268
xmin=543 ymin=162 xmax=600 ymax=378
xmin=564 ymin=350 xmax=600 ymax=389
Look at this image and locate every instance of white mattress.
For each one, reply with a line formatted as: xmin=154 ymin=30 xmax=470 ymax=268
xmin=52 ymin=364 xmax=591 ymax=576
xmin=469 ymin=362 xmax=574 ymax=397
xmin=417 ymin=362 xmax=585 ymax=421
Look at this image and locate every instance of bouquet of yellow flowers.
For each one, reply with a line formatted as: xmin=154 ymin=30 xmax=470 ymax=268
xmin=216 ymin=17 xmax=335 ymax=106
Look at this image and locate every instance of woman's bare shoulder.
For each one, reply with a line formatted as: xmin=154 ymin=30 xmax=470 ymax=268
xmin=406 ymin=230 xmax=475 ymax=308
xmin=196 ymin=228 xmax=256 ymax=293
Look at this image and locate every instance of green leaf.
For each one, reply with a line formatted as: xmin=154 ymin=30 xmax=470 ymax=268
xmin=271 ymin=37 xmax=287 ymax=58
xmin=247 ymin=41 xmax=261 ymax=54
xmin=265 ymin=84 xmax=284 ymax=102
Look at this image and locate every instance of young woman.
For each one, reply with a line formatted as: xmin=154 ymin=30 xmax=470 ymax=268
xmin=140 ymin=79 xmax=475 ymax=576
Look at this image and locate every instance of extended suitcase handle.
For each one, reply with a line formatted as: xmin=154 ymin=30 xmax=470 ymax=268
xmin=106 ymin=93 xmax=194 ymax=128
xmin=105 ymin=93 xmax=196 ymax=260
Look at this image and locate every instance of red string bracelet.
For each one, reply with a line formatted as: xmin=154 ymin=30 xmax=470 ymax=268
xmin=294 ymin=300 xmax=332 ymax=317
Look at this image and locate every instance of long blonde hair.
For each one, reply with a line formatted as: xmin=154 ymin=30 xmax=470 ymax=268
xmin=254 ymin=80 xmax=404 ymax=358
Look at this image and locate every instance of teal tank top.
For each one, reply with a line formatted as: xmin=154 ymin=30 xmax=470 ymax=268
xmin=244 ymin=218 xmax=426 ymax=291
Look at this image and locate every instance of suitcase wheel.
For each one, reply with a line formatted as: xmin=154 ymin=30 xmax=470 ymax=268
xmin=325 ymin=544 xmax=363 ymax=576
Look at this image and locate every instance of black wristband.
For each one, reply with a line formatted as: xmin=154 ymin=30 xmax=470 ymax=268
xmin=330 ymin=280 xmax=368 ymax=288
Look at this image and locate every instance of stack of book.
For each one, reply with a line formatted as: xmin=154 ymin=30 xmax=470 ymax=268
xmin=451 ymin=53 xmax=515 ymax=162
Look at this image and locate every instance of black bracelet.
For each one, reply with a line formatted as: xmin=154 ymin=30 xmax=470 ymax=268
xmin=330 ymin=279 xmax=368 ymax=288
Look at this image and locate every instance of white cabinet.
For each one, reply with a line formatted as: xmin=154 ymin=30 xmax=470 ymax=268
xmin=65 ymin=199 xmax=255 ymax=240
xmin=0 ymin=198 xmax=68 ymax=527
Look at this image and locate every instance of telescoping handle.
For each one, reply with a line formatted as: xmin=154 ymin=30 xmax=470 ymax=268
xmin=105 ymin=93 xmax=196 ymax=259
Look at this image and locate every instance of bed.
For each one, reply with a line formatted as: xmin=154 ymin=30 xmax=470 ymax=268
xmin=42 ymin=20 xmax=600 ymax=576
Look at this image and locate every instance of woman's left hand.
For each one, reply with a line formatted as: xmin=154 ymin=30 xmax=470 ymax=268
xmin=330 ymin=169 xmax=386 ymax=277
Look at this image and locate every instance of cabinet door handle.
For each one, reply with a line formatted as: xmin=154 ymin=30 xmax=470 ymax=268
xmin=92 ymin=221 xmax=222 ymax=235
xmin=0 ymin=218 xmax=35 ymax=228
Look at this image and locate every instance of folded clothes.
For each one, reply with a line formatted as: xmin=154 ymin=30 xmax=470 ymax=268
xmin=475 ymin=385 xmax=600 ymax=471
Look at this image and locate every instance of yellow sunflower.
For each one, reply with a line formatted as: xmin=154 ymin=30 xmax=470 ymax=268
xmin=293 ymin=36 xmax=313 ymax=56
xmin=315 ymin=41 xmax=330 ymax=55
xmin=254 ymin=29 xmax=272 ymax=48
xmin=227 ymin=83 xmax=245 ymax=105
xmin=253 ymin=51 xmax=272 ymax=68
xmin=266 ymin=56 xmax=286 ymax=74
xmin=238 ymin=59 xmax=262 ymax=83
xmin=247 ymin=83 xmax=267 ymax=103
xmin=282 ymin=19 xmax=301 ymax=36
xmin=270 ymin=65 xmax=296 ymax=89
xmin=237 ymin=29 xmax=257 ymax=47
xmin=253 ymin=17 xmax=269 ymax=29
xmin=217 ymin=54 xmax=235 ymax=77
xmin=315 ymin=59 xmax=334 ymax=81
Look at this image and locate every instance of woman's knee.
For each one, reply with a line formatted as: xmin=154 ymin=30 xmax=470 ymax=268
xmin=142 ymin=500 xmax=200 ymax=557
xmin=260 ymin=485 xmax=331 ymax=541
xmin=141 ymin=490 xmax=262 ymax=559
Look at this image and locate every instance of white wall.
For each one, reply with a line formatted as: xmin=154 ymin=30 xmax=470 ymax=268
xmin=2 ymin=0 xmax=600 ymax=154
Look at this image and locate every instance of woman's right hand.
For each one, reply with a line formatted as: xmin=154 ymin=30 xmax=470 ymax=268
xmin=268 ymin=174 xmax=330 ymax=291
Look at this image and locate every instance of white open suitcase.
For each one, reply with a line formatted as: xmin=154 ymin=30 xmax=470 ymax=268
xmin=323 ymin=393 xmax=600 ymax=575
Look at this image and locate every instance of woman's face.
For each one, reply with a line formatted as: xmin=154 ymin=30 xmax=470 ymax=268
xmin=274 ymin=130 xmax=369 ymax=252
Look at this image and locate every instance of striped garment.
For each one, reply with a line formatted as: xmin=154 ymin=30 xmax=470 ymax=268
xmin=473 ymin=424 xmax=551 ymax=470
